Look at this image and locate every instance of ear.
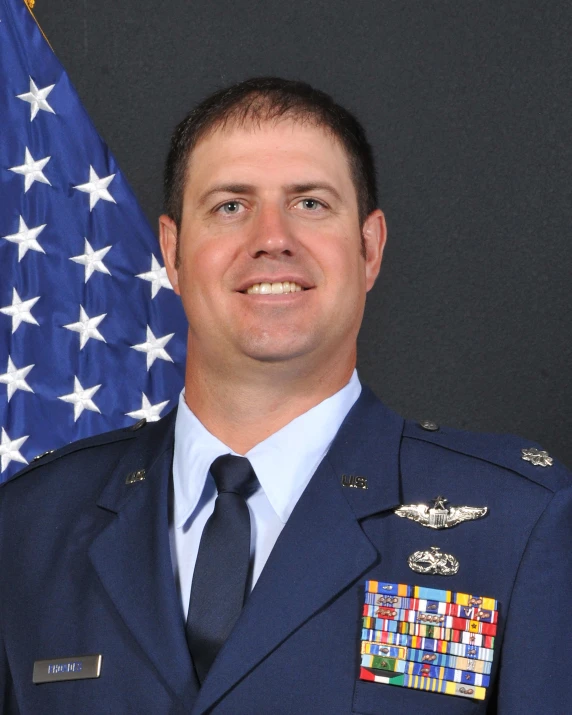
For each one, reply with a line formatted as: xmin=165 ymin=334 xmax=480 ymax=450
xmin=158 ymin=214 xmax=181 ymax=295
xmin=362 ymin=209 xmax=387 ymax=292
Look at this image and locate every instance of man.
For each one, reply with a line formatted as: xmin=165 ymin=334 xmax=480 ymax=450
xmin=1 ymin=77 xmax=571 ymax=714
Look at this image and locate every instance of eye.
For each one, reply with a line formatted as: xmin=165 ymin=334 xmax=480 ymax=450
xmin=216 ymin=201 xmax=245 ymax=215
xmin=294 ymin=198 xmax=326 ymax=211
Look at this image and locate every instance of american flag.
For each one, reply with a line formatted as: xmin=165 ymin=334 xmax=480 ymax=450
xmin=0 ymin=0 xmax=187 ymax=482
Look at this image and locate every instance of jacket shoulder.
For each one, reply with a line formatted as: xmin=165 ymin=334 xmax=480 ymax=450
xmin=0 ymin=418 xmax=148 ymax=487
xmin=402 ymin=419 xmax=572 ymax=493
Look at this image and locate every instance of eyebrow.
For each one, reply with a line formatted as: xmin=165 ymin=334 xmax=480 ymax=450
xmin=284 ymin=183 xmax=343 ymax=203
xmin=196 ymin=182 xmax=343 ymax=207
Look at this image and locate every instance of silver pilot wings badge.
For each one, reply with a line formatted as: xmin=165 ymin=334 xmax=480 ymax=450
xmin=395 ymin=496 xmax=487 ymax=530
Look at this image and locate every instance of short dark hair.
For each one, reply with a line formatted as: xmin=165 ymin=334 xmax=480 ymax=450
xmin=163 ymin=77 xmax=378 ymax=234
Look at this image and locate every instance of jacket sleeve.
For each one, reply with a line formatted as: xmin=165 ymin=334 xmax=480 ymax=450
xmin=496 ymin=484 xmax=572 ymax=713
xmin=0 ymin=633 xmax=19 ymax=715
xmin=0 ymin=492 xmax=18 ymax=715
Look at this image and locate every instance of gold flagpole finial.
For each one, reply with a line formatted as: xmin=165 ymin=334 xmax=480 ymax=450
xmin=25 ymin=0 xmax=36 ymax=8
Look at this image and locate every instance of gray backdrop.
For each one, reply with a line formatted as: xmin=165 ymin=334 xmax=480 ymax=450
xmin=35 ymin=0 xmax=572 ymax=466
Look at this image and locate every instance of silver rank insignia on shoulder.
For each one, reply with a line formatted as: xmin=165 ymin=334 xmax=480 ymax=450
xmin=32 ymin=449 xmax=55 ymax=463
xmin=408 ymin=546 xmax=459 ymax=576
xmin=521 ymin=447 xmax=553 ymax=467
xmin=395 ymin=496 xmax=487 ymax=529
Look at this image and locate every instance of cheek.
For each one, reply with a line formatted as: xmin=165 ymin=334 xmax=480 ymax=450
xmin=323 ymin=248 xmax=367 ymax=319
xmin=317 ymin=235 xmax=363 ymax=286
xmin=180 ymin=237 xmax=224 ymax=282
xmin=179 ymin=240 xmax=241 ymax=314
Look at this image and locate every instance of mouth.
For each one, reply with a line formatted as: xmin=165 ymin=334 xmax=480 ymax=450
xmin=239 ymin=281 xmax=312 ymax=295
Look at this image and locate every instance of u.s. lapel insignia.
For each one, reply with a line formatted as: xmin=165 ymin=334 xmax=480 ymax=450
xmin=408 ymin=546 xmax=459 ymax=576
xmin=341 ymin=474 xmax=368 ymax=489
xmin=359 ymin=580 xmax=499 ymax=701
xmin=395 ymin=496 xmax=487 ymax=530
xmin=125 ymin=469 xmax=145 ymax=484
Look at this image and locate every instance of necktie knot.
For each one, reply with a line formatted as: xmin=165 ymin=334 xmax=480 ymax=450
xmin=210 ymin=454 xmax=257 ymax=497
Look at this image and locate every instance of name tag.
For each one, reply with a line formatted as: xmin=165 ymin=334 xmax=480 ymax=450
xmin=33 ymin=654 xmax=102 ymax=683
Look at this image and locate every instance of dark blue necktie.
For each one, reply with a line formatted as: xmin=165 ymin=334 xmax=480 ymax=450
xmin=186 ymin=454 xmax=257 ymax=684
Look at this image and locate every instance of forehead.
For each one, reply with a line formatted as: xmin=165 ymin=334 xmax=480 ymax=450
xmin=185 ymin=119 xmax=355 ymax=194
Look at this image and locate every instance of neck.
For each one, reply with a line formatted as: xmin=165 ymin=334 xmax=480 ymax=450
xmin=183 ymin=348 xmax=356 ymax=454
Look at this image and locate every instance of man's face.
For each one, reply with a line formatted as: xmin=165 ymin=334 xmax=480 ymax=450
xmin=160 ymin=119 xmax=385 ymax=374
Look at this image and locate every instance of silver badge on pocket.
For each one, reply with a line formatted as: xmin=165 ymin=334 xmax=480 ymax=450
xmin=408 ymin=546 xmax=459 ymax=576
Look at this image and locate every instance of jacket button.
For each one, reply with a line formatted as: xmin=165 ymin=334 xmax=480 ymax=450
xmin=418 ymin=420 xmax=439 ymax=431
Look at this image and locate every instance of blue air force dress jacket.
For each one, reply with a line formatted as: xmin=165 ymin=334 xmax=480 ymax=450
xmin=1 ymin=387 xmax=571 ymax=714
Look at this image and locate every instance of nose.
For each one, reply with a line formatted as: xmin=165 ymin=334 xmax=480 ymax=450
xmin=247 ymin=203 xmax=296 ymax=259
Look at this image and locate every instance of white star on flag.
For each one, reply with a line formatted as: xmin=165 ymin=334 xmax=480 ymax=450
xmin=0 ymin=427 xmax=29 ymax=473
xmin=0 ymin=357 xmax=34 ymax=402
xmin=9 ymin=147 xmax=51 ymax=193
xmin=136 ymin=255 xmax=173 ymax=298
xmin=73 ymin=166 xmax=116 ymax=211
xmin=131 ymin=326 xmax=175 ymax=370
xmin=0 ymin=288 xmax=40 ymax=333
xmin=16 ymin=77 xmax=56 ymax=121
xmin=58 ymin=377 xmax=102 ymax=422
xmin=2 ymin=216 xmax=47 ymax=261
xmin=70 ymin=238 xmax=112 ymax=282
xmin=126 ymin=393 xmax=170 ymax=422
xmin=63 ymin=306 xmax=107 ymax=349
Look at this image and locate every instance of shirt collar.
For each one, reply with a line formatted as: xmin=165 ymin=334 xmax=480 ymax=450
xmin=173 ymin=370 xmax=362 ymax=528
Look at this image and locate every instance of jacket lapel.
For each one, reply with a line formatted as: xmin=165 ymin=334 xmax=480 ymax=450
xmin=88 ymin=410 xmax=197 ymax=702
xmin=192 ymin=388 xmax=404 ymax=714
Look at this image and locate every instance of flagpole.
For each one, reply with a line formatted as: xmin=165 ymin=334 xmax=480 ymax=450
xmin=22 ymin=0 xmax=53 ymax=49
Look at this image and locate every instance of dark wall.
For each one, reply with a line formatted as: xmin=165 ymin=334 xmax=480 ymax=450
xmin=35 ymin=0 xmax=572 ymax=465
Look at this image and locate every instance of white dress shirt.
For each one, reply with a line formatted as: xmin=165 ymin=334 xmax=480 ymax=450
xmin=169 ymin=370 xmax=362 ymax=618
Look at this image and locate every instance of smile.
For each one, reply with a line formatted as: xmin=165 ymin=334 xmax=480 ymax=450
xmin=244 ymin=282 xmax=308 ymax=295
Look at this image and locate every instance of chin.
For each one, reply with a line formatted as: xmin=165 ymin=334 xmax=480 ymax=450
xmin=240 ymin=335 xmax=316 ymax=364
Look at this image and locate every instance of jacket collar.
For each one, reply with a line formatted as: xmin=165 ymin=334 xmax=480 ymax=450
xmin=89 ymin=408 xmax=198 ymax=704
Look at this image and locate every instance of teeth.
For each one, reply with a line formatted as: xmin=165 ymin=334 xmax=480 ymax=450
xmin=246 ymin=281 xmax=305 ymax=295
